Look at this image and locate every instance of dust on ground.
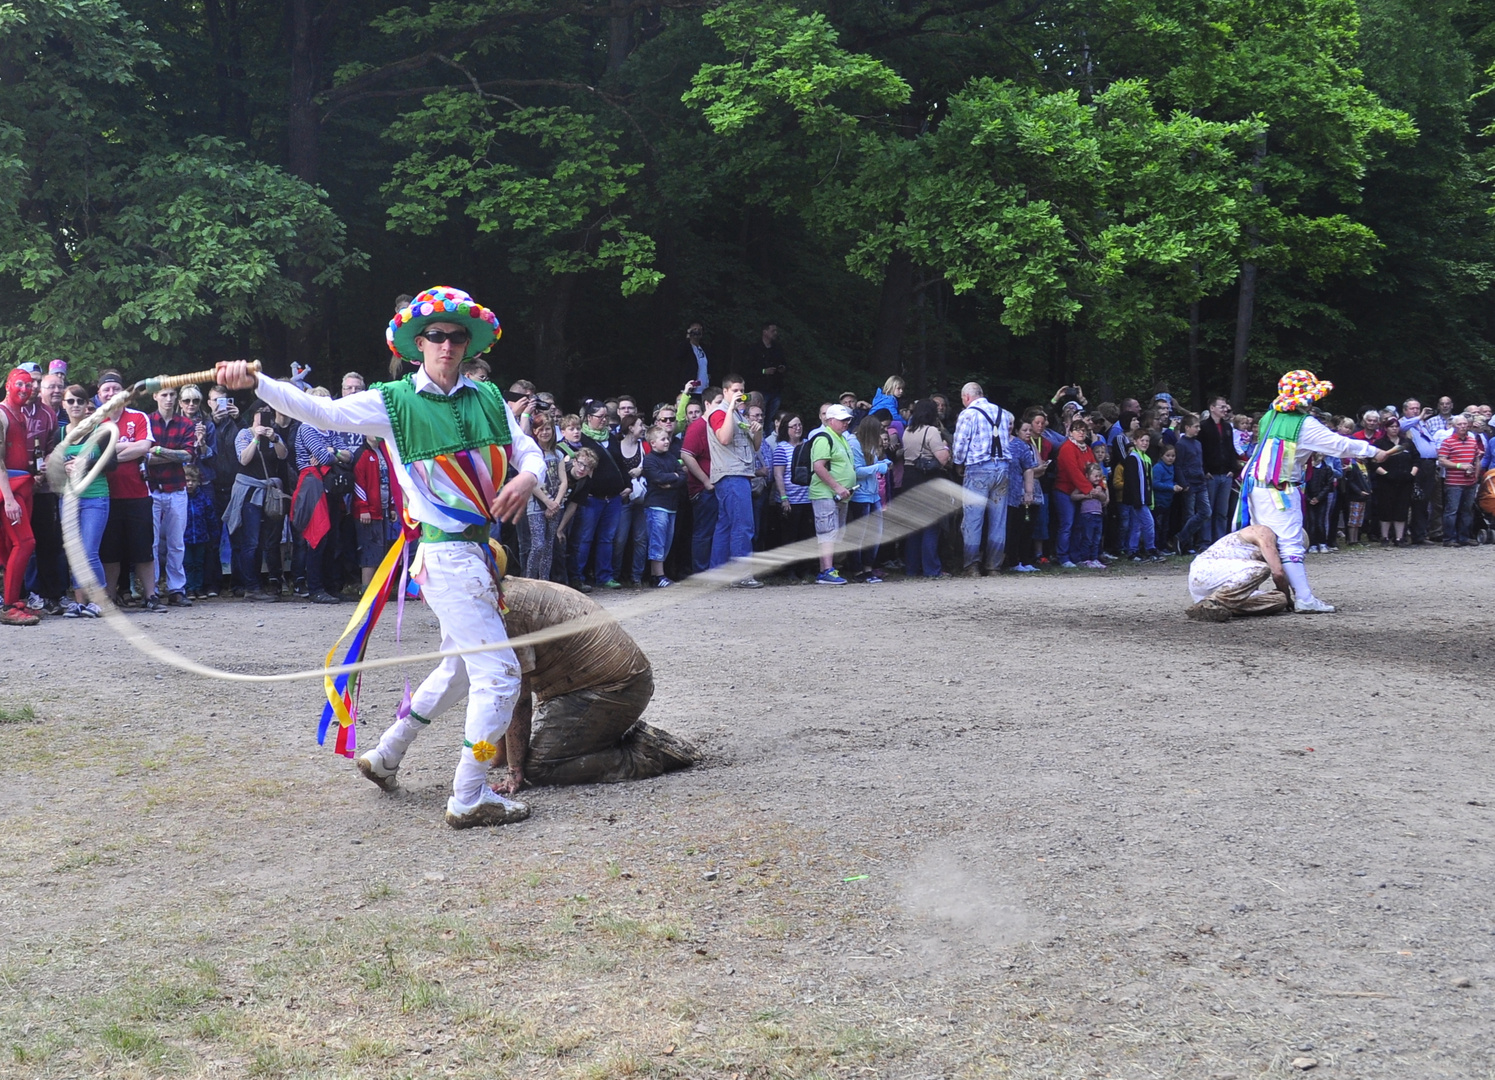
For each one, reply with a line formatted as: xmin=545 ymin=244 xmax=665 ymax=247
xmin=1 ymin=546 xmax=1492 ymax=1079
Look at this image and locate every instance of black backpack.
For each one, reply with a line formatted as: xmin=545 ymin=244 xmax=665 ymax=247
xmin=790 ymin=430 xmax=835 ymax=487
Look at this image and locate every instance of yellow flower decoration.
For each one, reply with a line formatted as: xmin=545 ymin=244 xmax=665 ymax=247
xmin=469 ymin=740 xmax=498 ymax=763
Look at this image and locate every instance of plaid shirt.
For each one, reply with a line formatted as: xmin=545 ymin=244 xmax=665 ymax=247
xmin=147 ymin=413 xmax=196 ymax=493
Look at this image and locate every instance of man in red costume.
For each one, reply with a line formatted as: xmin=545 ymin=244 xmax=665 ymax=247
xmin=0 ymin=368 xmax=41 ymax=625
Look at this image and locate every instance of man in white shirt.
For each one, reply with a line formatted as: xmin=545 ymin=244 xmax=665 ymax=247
xmin=217 ymin=286 xmax=544 ymax=829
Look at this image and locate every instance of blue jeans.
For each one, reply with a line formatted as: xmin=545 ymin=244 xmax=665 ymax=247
xmin=1206 ymin=473 xmax=1233 ymax=542
xmin=70 ymin=496 xmax=109 ymax=591
xmin=710 ymin=475 xmax=754 ymax=568
xmin=1053 ymin=488 xmax=1077 ymax=563
xmin=905 ymin=525 xmax=942 ymax=576
xmin=233 ymin=499 xmax=284 ymax=589
xmin=572 ymin=494 xmax=621 ymax=583
xmin=646 ymin=508 xmax=677 ymax=561
xmin=1177 ymin=487 xmax=1209 ymax=551
xmin=1073 ymin=512 xmax=1103 ymax=563
xmin=1443 ymin=483 xmax=1478 ymax=542
xmin=690 ymin=489 xmax=717 ymax=574
xmin=960 ymin=460 xmax=1010 ymax=569
xmin=1122 ymin=504 xmax=1156 ymax=553
xmin=613 ymin=497 xmax=648 ymax=582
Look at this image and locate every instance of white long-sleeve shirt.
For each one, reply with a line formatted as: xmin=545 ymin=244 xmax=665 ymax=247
xmin=253 ymin=369 xmax=544 ymax=533
xmin=1286 ymin=415 xmax=1377 ymax=480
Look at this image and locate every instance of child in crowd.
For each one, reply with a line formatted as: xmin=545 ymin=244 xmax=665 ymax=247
xmin=1173 ymin=413 xmax=1208 ymax=554
xmin=1303 ymin=452 xmax=1336 ymax=552
xmin=640 ymin=424 xmax=686 ymax=587
xmin=183 ymin=464 xmax=217 ymax=599
xmin=556 ymin=447 xmax=598 ymax=591
xmin=1073 ymin=461 xmax=1109 ymax=568
xmin=1121 ymin=431 xmax=1158 ymax=560
xmin=1339 ymin=452 xmax=1372 ymax=546
xmin=558 ymin=414 xmax=583 ymax=455
xmin=1151 ymin=444 xmax=1182 ymax=553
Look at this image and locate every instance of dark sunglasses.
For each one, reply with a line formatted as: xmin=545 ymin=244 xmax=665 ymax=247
xmin=420 ymin=328 xmax=470 ymax=345
xmin=64 ymin=396 xmax=88 ymax=404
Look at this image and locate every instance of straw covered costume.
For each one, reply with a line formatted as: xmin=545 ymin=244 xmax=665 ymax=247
xmin=495 ymin=577 xmax=697 ymax=789
xmin=1233 ymin=370 xmax=1380 ymax=613
xmin=243 ymin=287 xmax=545 ymax=827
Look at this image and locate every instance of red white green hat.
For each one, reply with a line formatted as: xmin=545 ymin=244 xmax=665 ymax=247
xmin=386 ymin=286 xmax=501 ymax=363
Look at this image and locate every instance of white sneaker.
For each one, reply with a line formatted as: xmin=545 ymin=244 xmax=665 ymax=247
xmin=445 ymin=788 xmax=531 ymax=829
xmin=80 ymin=602 xmax=101 ymax=618
xmin=1060 ymin=560 xmax=1078 ymax=569
xmin=25 ymin=592 xmax=45 ymax=612
xmin=62 ymin=601 xmax=83 ymax=619
xmin=356 ymin=749 xmax=401 ymax=792
xmin=1294 ymin=595 xmax=1335 ymax=614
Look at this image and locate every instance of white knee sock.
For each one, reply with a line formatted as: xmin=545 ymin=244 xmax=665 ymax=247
xmin=1283 ymin=560 xmax=1314 ymax=602
xmin=374 ymin=713 xmax=427 ymax=766
xmin=452 ymin=748 xmax=489 ymax=805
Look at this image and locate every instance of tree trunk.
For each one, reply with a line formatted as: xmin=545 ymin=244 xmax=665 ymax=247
xmin=914 ymin=273 xmax=928 ymax=395
xmin=1231 ymin=262 xmax=1257 ymax=408
xmin=534 ymin=274 xmax=578 ymax=404
xmin=869 ymin=251 xmax=913 ymax=380
xmin=286 ymin=0 xmax=323 ymax=375
xmin=606 ymin=0 xmax=632 ymax=74
xmin=1188 ymin=297 xmax=1201 ymax=410
xmin=1231 ymin=134 xmax=1268 ymax=408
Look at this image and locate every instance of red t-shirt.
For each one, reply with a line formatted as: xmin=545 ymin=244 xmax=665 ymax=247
xmin=107 ymin=408 xmax=154 ymax=500
xmin=681 ymin=417 xmax=711 ymax=496
xmin=1 ymin=402 xmax=30 ymax=472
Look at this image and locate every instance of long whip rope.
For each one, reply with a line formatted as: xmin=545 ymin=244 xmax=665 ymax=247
xmin=51 ymin=373 xmax=992 ymax=683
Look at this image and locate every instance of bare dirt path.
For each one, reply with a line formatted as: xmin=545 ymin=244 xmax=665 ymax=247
xmin=1 ymin=546 xmax=1491 ymax=1079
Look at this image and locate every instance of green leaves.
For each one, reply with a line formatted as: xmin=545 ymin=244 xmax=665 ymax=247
xmin=685 ymin=1 xmax=910 ymax=137
xmin=385 ymin=96 xmax=661 ymax=295
xmin=0 ymin=0 xmax=359 ymax=374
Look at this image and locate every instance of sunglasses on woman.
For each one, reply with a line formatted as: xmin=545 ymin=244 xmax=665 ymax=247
xmin=420 ymin=328 xmax=470 ymax=345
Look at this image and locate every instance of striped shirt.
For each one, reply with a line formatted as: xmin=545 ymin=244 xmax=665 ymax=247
xmin=950 ymin=398 xmax=1011 ymax=465
xmin=1439 ymin=431 xmax=1484 ymax=486
xmin=771 ymin=441 xmax=810 ymax=504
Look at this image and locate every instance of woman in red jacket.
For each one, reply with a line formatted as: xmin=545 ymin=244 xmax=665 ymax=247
xmin=1052 ymin=419 xmax=1097 ymax=567
xmin=352 ymin=435 xmax=405 ymax=591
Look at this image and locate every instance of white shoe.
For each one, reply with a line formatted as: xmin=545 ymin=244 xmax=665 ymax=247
xmin=1294 ymin=595 xmax=1335 ymax=614
xmin=1060 ymin=560 xmax=1078 ymax=568
xmin=356 ymin=749 xmax=401 ymax=792
xmin=445 ymin=788 xmax=531 ymax=829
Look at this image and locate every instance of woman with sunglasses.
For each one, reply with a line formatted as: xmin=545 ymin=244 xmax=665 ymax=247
xmin=59 ymin=385 xmax=108 ymax=617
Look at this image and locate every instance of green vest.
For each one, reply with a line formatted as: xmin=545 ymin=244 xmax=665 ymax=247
xmin=374 ymin=375 xmax=513 ymax=463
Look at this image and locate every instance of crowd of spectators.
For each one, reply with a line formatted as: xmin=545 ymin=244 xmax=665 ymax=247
xmin=4 ymin=333 xmax=1494 ymax=622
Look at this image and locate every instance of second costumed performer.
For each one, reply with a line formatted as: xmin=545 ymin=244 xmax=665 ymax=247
xmin=1232 ymin=369 xmax=1392 ymax=614
xmin=216 ymin=287 xmax=542 ymax=829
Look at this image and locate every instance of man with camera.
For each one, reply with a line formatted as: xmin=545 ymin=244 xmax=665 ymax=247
xmin=706 ymin=374 xmax=764 ymax=586
xmin=677 ymin=322 xmax=710 ymax=389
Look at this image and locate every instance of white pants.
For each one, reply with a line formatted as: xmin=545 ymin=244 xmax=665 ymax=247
xmin=1247 ymin=487 xmax=1307 ymax=563
xmin=1248 ymin=486 xmax=1324 ymax=603
xmin=151 ymin=489 xmax=188 ymax=593
xmin=373 ymin=542 xmax=522 ymax=802
xmin=1189 ymin=556 xmax=1268 ymax=602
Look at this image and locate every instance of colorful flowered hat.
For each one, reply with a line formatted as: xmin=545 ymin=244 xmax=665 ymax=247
xmin=386 ymin=286 xmax=501 ymax=363
xmin=1271 ymin=369 xmax=1332 ymax=413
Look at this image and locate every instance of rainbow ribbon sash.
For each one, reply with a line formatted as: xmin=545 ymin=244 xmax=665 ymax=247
xmin=316 ymin=444 xmax=509 ymax=757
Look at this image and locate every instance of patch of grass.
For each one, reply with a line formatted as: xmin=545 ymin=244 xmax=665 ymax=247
xmin=361 ymin=880 xmax=395 ymax=902
xmin=244 ymin=778 xmax=289 ymax=798
xmin=0 ymin=704 xmax=37 ymax=724
xmin=542 ymin=1026 xmax=593 ymax=1058
xmin=245 ymin=1042 xmax=314 ymax=1078
xmin=746 ymin=915 xmax=792 ymax=939
xmin=399 ymin=974 xmax=446 ymax=1013
xmin=575 ymin=1051 xmax=654 ymax=1078
xmin=126 ymin=976 xmax=217 ymax=1020
xmin=524 ymin=870 xmax=543 ymax=887
xmin=343 ymin=1035 xmax=399 ymax=1063
xmin=53 ymin=850 xmax=99 ymax=872
xmin=99 ymin=1020 xmax=166 ymax=1064
xmin=189 ymin=1008 xmax=241 ymax=1040
xmin=606 ymin=859 xmax=623 ymax=880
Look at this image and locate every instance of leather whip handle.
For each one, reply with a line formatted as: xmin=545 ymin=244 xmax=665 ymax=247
xmin=136 ymin=360 xmax=261 ymax=396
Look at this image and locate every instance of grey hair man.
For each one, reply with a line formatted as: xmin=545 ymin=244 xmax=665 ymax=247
xmin=950 ymin=381 xmax=1013 ymax=576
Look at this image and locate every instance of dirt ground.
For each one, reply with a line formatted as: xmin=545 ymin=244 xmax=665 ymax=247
xmin=1 ymin=545 xmax=1492 ymax=1079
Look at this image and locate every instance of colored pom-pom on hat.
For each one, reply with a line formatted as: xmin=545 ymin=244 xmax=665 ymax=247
xmin=387 ymin=286 xmax=502 ymax=363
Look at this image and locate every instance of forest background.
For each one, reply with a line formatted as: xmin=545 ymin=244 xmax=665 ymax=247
xmin=3 ymin=0 xmax=1494 ymax=413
